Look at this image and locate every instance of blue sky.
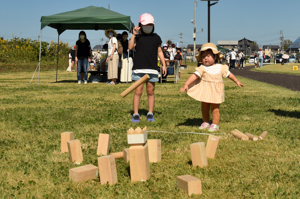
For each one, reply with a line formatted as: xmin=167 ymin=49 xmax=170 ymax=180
xmin=1 ymin=0 xmax=299 ymax=48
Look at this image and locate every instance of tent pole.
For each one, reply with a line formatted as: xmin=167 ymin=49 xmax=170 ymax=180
xmin=56 ymin=33 xmax=59 ymax=82
xmin=30 ymin=30 xmax=42 ymax=85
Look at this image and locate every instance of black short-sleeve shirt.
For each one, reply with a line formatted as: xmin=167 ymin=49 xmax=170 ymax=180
xmin=133 ymin=33 xmax=162 ymax=70
xmin=76 ymin=39 xmax=91 ymax=58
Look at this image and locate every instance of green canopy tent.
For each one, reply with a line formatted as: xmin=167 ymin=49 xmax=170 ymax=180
xmin=31 ymin=6 xmax=134 ymax=84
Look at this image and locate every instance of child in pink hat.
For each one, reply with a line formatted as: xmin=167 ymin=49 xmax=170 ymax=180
xmin=128 ymin=13 xmax=167 ymax=122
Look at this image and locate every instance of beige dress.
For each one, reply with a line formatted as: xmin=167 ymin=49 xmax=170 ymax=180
xmin=187 ymin=65 xmax=229 ymax=104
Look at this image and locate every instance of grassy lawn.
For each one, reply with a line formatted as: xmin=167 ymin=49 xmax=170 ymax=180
xmin=0 ymin=64 xmax=299 ymax=198
xmin=251 ymin=63 xmax=300 ymax=76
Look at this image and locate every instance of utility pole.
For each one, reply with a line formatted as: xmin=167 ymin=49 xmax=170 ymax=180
xmin=180 ymin=33 xmax=183 ymax=51
xmin=280 ymin=30 xmax=284 ymax=52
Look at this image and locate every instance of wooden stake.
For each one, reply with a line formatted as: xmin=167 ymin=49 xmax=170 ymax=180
xmin=97 ymin=155 xmax=118 ymax=185
xmin=123 ymin=148 xmax=129 ymax=163
xmin=110 ymin=152 xmax=123 ymax=159
xmin=97 ymin=133 xmax=110 ymax=156
xmin=190 ymin=142 xmax=208 ymax=168
xmin=230 ymin=129 xmax=249 ymax=140
xmin=129 ymin=144 xmax=150 ymax=182
xmin=148 ymin=139 xmax=161 ymax=163
xmin=61 ymin=132 xmax=74 ymax=153
xmin=177 ymin=175 xmax=202 ymax=196
xmin=69 ymin=164 xmax=98 ymax=182
xmin=259 ymin=131 xmax=268 ymax=140
xmin=206 ymin=135 xmax=220 ymax=159
xmin=121 ymin=74 xmax=150 ymax=97
xmin=67 ymin=139 xmax=83 ymax=164
xmin=245 ymin=133 xmax=259 ymax=141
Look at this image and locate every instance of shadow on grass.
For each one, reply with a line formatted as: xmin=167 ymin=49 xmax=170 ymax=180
xmin=177 ymin=118 xmax=203 ymax=126
xmin=127 ymin=109 xmax=162 ymax=116
xmin=269 ymin=109 xmax=300 ymax=119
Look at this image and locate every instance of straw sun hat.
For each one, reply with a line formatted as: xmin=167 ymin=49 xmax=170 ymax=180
xmin=105 ymin=29 xmax=117 ymax=38
xmin=196 ymin=43 xmax=224 ymax=61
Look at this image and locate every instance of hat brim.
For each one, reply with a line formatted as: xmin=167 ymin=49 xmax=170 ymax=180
xmin=105 ymin=29 xmax=117 ymax=38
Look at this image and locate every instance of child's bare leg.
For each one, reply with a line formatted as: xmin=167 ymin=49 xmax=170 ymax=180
xmin=211 ymin=103 xmax=220 ymax=125
xmin=201 ymin=102 xmax=210 ymax=123
xmin=146 ymin=81 xmax=155 ymax=113
xmin=133 ymin=83 xmax=144 ymax=114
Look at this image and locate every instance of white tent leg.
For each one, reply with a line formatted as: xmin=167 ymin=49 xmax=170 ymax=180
xmin=30 ymin=30 xmax=42 ymax=85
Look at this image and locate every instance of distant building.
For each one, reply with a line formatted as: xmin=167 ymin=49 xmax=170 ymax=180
xmin=217 ymin=41 xmax=238 ymax=51
xmin=238 ymin=38 xmax=253 ymax=56
xmin=263 ymin=45 xmax=280 ymax=56
xmin=186 ymin=44 xmax=202 ymax=54
xmin=288 ymin=37 xmax=300 ymax=52
xmin=93 ymin=45 xmax=103 ymax=51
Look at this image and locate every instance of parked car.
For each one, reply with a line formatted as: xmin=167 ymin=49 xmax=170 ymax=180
xmin=248 ymin=55 xmax=255 ymax=63
xmin=288 ymin=55 xmax=296 ymax=63
xmin=298 ymin=55 xmax=300 ymax=63
xmin=263 ymin=55 xmax=271 ymax=63
xmin=275 ymin=54 xmax=283 ymax=63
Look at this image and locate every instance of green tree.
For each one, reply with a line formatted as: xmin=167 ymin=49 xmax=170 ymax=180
xmin=251 ymin=41 xmax=259 ymax=51
xmin=281 ymin=39 xmax=292 ymax=50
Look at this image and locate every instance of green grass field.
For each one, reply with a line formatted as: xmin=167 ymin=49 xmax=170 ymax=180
xmin=251 ymin=63 xmax=300 ymax=76
xmin=0 ymin=64 xmax=299 ymax=198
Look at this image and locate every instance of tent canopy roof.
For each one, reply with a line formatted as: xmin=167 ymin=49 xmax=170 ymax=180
xmin=40 ymin=6 xmax=134 ymax=35
xmin=288 ymin=37 xmax=300 ymax=49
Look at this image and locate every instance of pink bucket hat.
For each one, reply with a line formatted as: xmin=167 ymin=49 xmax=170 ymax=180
xmin=139 ymin=13 xmax=155 ymax=25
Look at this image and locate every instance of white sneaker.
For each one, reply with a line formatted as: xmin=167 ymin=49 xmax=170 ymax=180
xmin=78 ymin=81 xmax=81 ymax=84
xmin=84 ymin=81 xmax=88 ymax=84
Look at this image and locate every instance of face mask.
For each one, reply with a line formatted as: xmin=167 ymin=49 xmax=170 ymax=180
xmin=108 ymin=33 xmax=114 ymax=37
xmin=142 ymin=26 xmax=153 ymax=34
xmin=80 ymin=35 xmax=85 ymax=39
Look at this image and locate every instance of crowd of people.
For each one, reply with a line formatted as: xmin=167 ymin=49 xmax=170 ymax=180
xmin=66 ymin=28 xmax=182 ymax=85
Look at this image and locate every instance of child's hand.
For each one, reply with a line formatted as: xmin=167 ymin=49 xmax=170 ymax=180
xmin=133 ymin=25 xmax=140 ymax=36
xmin=236 ymin=81 xmax=244 ymax=87
xmin=180 ymin=85 xmax=189 ymax=92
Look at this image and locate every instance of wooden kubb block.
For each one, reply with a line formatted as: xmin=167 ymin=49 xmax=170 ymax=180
xmin=190 ymin=142 xmax=208 ymax=168
xmin=97 ymin=155 xmax=118 ymax=185
xmin=177 ymin=175 xmax=202 ymax=196
xmin=61 ymin=132 xmax=74 ymax=153
xmin=245 ymin=133 xmax=259 ymax=141
xmin=259 ymin=131 xmax=268 ymax=140
xmin=69 ymin=164 xmax=98 ymax=182
xmin=206 ymin=135 xmax=220 ymax=159
xmin=129 ymin=144 xmax=150 ymax=182
xmin=110 ymin=152 xmax=123 ymax=159
xmin=127 ymin=127 xmax=147 ymax=146
xmin=67 ymin=139 xmax=83 ymax=164
xmin=148 ymin=139 xmax=161 ymax=163
xmin=97 ymin=133 xmax=110 ymax=156
xmin=123 ymin=148 xmax=129 ymax=163
xmin=230 ymin=129 xmax=249 ymax=140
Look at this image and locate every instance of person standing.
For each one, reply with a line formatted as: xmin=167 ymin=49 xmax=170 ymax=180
xmin=120 ymin=31 xmax=133 ymax=82
xmin=258 ymin=48 xmax=264 ymax=68
xmin=239 ymin=50 xmax=245 ymax=69
xmin=105 ymin=29 xmax=119 ymax=85
xmin=230 ymin=48 xmax=236 ymax=69
xmin=128 ymin=13 xmax=167 ymax=122
xmin=75 ymin=31 xmax=92 ymax=84
xmin=66 ymin=49 xmax=72 ymax=72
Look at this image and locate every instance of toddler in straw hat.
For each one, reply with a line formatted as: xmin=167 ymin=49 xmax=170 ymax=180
xmin=180 ymin=43 xmax=244 ymax=132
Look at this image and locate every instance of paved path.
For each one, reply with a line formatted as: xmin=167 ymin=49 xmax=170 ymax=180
xmin=231 ymin=66 xmax=300 ymax=91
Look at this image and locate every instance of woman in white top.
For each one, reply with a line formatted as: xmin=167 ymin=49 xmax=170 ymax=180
xmin=105 ymin=29 xmax=119 ymax=85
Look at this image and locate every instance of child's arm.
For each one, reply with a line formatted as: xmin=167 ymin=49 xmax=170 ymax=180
xmin=158 ymin=47 xmax=167 ymax=76
xmin=128 ymin=25 xmax=139 ymax=50
xmin=180 ymin=74 xmax=199 ymax=92
xmin=228 ymin=73 xmax=244 ymax=87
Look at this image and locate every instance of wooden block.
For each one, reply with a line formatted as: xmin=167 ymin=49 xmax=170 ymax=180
xmin=69 ymin=164 xmax=98 ymax=182
xmin=245 ymin=133 xmax=259 ymax=141
xmin=190 ymin=142 xmax=208 ymax=168
xmin=67 ymin=139 xmax=83 ymax=164
xmin=61 ymin=132 xmax=74 ymax=153
xmin=97 ymin=133 xmax=110 ymax=156
xmin=206 ymin=135 xmax=220 ymax=159
xmin=129 ymin=144 xmax=150 ymax=182
xmin=97 ymin=155 xmax=118 ymax=185
xmin=110 ymin=152 xmax=123 ymax=159
xmin=123 ymin=148 xmax=129 ymax=163
xmin=127 ymin=127 xmax=147 ymax=146
xmin=259 ymin=131 xmax=268 ymax=140
xmin=177 ymin=175 xmax=202 ymax=196
xmin=148 ymin=139 xmax=161 ymax=163
xmin=230 ymin=129 xmax=249 ymax=140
